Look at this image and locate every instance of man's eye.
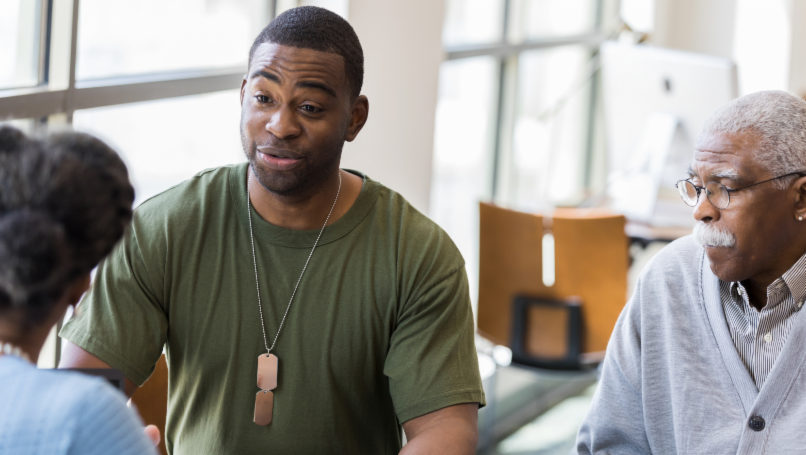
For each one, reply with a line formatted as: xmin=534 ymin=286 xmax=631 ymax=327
xmin=300 ymin=105 xmax=321 ymax=113
xmin=256 ymin=95 xmax=271 ymax=103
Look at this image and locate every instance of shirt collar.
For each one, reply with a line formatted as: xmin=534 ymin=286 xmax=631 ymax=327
xmin=729 ymin=281 xmax=751 ymax=312
xmin=730 ymin=251 xmax=806 ymax=312
xmin=782 ymin=250 xmax=806 ymax=308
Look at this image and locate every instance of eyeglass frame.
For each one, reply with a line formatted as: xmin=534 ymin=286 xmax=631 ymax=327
xmin=675 ymin=170 xmax=806 ymax=209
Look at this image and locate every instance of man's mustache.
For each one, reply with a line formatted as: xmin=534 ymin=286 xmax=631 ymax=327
xmin=693 ymin=221 xmax=736 ymax=248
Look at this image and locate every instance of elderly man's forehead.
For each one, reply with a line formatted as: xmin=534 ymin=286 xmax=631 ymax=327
xmin=695 ymin=130 xmax=762 ymax=154
xmin=690 ymin=130 xmax=767 ymax=178
xmin=687 ymin=162 xmax=741 ymax=179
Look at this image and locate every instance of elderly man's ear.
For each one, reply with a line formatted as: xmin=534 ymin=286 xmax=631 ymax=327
xmin=793 ymin=175 xmax=806 ymax=220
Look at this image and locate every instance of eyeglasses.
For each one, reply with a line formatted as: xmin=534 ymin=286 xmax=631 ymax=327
xmin=676 ymin=171 xmax=806 ymax=209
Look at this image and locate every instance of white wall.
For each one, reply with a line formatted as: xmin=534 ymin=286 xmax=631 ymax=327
xmin=651 ymin=0 xmax=737 ymax=59
xmin=340 ymin=0 xmax=446 ymax=213
xmin=789 ymin=0 xmax=806 ymax=97
xmin=638 ymin=0 xmax=806 ymax=97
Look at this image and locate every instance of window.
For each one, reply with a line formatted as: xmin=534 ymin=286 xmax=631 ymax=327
xmin=442 ymin=0 xmax=506 ymax=47
xmin=505 ymin=45 xmax=594 ymax=210
xmin=76 ymin=0 xmax=271 ymax=80
xmin=0 ymin=0 xmax=354 ymax=369
xmin=431 ymin=0 xmax=604 ymax=310
xmin=430 ymin=56 xmax=500 ymax=308
xmin=0 ymin=0 xmax=46 ymax=90
xmin=73 ymin=90 xmax=245 ymax=206
xmin=509 ymin=0 xmax=599 ymax=41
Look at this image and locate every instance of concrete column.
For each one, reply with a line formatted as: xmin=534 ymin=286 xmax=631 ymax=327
xmin=651 ymin=0 xmax=737 ymax=59
xmin=341 ymin=0 xmax=446 ymax=213
xmin=787 ymin=0 xmax=806 ymax=97
xmin=733 ymin=0 xmax=791 ymax=95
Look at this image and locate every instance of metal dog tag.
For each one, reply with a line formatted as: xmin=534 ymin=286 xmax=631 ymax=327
xmin=257 ymin=353 xmax=278 ymax=391
xmin=254 ymin=390 xmax=274 ymax=426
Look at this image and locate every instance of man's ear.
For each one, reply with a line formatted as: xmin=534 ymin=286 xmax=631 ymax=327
xmin=793 ymin=175 xmax=806 ymax=220
xmin=345 ymin=95 xmax=369 ymax=142
xmin=240 ymin=76 xmax=248 ymax=105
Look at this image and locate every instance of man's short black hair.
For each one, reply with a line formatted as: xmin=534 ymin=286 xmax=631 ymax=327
xmin=249 ymin=6 xmax=364 ymax=99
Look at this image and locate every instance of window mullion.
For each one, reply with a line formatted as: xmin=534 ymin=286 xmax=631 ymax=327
xmin=493 ymin=55 xmax=519 ymax=205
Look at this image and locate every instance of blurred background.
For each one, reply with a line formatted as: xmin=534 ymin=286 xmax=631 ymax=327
xmin=2 ymin=0 xmax=804 ymax=453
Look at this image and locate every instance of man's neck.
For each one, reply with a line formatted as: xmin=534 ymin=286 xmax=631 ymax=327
xmin=0 ymin=321 xmax=50 ymax=364
xmin=743 ymin=280 xmax=768 ymax=311
xmin=247 ymin=166 xmax=364 ymax=231
xmin=742 ymin=246 xmax=806 ymax=311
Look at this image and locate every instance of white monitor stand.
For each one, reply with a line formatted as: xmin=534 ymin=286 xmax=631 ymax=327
xmin=608 ymin=112 xmax=681 ymax=223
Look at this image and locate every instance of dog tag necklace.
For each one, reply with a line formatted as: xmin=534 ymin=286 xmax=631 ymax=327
xmin=247 ymin=171 xmax=341 ymax=426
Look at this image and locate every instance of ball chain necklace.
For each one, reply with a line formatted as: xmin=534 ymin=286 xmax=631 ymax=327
xmin=247 ymin=171 xmax=341 ymax=426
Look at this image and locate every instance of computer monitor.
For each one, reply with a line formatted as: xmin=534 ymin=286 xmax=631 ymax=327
xmin=600 ymin=41 xmax=738 ymax=226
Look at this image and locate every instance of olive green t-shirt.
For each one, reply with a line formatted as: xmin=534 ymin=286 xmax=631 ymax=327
xmin=61 ymin=164 xmax=485 ymax=454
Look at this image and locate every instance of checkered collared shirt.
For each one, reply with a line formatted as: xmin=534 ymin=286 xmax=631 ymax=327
xmin=720 ymin=252 xmax=806 ymax=389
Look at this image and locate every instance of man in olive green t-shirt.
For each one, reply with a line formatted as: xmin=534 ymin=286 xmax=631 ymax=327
xmin=59 ymin=6 xmax=484 ymax=455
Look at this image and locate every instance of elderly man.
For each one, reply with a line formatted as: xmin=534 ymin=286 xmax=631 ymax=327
xmin=59 ymin=6 xmax=483 ymax=454
xmin=575 ymin=90 xmax=806 ymax=453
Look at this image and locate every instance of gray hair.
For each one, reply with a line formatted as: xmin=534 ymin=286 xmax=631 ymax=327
xmin=699 ymin=90 xmax=806 ymax=189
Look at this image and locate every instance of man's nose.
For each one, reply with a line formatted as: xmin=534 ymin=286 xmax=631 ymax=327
xmin=266 ymin=105 xmax=302 ymax=139
xmin=693 ymin=190 xmax=720 ymax=222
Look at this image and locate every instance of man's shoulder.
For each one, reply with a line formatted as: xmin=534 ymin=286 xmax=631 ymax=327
xmin=642 ymin=235 xmax=702 ymax=278
xmin=373 ymin=183 xmax=440 ymax=232
xmin=131 ymin=164 xmax=241 ymax=229
xmin=632 ymin=235 xmax=704 ymax=311
xmin=137 ymin=164 xmax=239 ymax=213
xmin=370 ymin=179 xmax=464 ymax=267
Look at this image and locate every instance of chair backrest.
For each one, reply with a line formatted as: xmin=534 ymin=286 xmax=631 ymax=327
xmin=477 ymin=202 xmax=629 ymax=355
xmin=131 ymin=354 xmax=168 ymax=455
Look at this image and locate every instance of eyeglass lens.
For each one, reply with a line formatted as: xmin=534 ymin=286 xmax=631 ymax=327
xmin=677 ymin=180 xmax=730 ymax=209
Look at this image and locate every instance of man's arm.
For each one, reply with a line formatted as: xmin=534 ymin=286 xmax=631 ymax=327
xmin=401 ymin=403 xmax=478 ymax=455
xmin=574 ymin=289 xmax=649 ymax=454
xmin=59 ymin=340 xmax=140 ymax=398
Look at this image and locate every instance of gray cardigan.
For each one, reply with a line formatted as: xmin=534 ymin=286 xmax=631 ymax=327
xmin=575 ymin=236 xmax=806 ymax=454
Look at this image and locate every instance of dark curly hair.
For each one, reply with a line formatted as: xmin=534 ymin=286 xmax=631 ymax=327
xmin=0 ymin=126 xmax=134 ymax=326
xmin=249 ymin=6 xmax=364 ymax=99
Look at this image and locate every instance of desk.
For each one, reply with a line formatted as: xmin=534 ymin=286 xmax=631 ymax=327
xmin=626 ymin=221 xmax=692 ymax=247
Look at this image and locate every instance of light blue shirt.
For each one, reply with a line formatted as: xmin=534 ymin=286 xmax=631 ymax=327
xmin=0 ymin=355 xmax=156 ymax=455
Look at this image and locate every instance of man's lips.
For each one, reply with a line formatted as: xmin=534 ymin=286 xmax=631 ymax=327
xmin=703 ymin=244 xmax=735 ymax=251
xmin=255 ymin=147 xmax=303 ymax=171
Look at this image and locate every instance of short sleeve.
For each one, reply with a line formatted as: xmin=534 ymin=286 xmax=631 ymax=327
xmin=60 ymin=225 xmax=167 ymax=386
xmin=383 ymin=265 xmax=486 ymax=423
xmin=68 ymin=379 xmax=157 ymax=455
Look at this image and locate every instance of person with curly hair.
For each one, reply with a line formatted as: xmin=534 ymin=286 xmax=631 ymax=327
xmin=0 ymin=126 xmax=157 ymax=454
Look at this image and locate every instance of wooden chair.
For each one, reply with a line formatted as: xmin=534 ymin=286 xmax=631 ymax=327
xmin=131 ymin=354 xmax=169 ymax=455
xmin=477 ymin=202 xmax=629 ymax=369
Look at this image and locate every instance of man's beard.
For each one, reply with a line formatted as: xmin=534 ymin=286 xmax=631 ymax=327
xmin=693 ymin=221 xmax=736 ymax=248
xmin=241 ymin=126 xmax=343 ymax=198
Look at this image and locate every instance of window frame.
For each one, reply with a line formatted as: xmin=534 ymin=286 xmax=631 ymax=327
xmin=0 ymin=0 xmax=279 ymax=368
xmin=442 ymin=0 xmax=606 ymax=204
xmin=0 ymin=0 xmax=277 ymax=124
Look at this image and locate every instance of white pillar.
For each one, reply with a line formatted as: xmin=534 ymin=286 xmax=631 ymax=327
xmin=733 ymin=0 xmax=791 ymax=95
xmin=651 ymin=0 xmax=737 ymax=59
xmin=787 ymin=0 xmax=806 ymax=97
xmin=341 ymin=0 xmax=446 ymax=213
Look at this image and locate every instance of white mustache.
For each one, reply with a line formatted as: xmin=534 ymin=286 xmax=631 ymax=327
xmin=693 ymin=222 xmax=736 ymax=248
